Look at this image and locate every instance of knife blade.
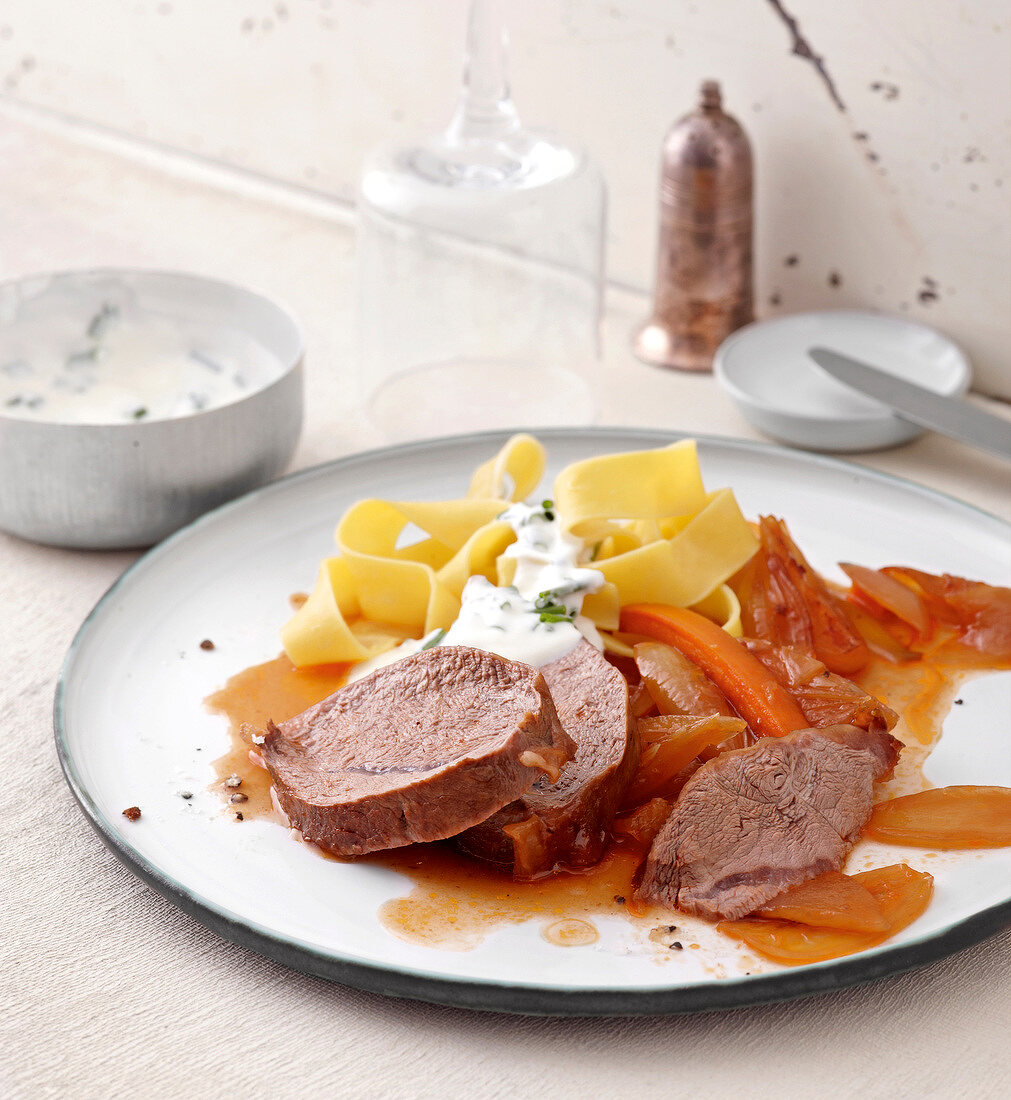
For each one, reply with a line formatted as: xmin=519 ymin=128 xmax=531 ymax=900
xmin=808 ymin=347 xmax=1011 ymax=461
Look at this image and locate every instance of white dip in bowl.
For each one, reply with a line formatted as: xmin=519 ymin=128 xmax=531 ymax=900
xmin=0 ymin=269 xmax=304 ymax=548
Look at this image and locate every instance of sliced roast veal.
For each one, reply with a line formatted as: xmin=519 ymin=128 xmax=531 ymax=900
xmin=455 ymin=640 xmax=637 ymax=878
xmin=639 ymin=724 xmax=902 ymax=920
xmin=260 ymin=646 xmax=574 ymax=857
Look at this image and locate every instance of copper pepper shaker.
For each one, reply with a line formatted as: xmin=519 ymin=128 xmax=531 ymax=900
xmin=634 ymin=80 xmax=754 ymax=372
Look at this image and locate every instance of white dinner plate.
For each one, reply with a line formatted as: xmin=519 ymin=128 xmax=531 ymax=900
xmin=56 ymin=428 xmax=1011 ymax=1015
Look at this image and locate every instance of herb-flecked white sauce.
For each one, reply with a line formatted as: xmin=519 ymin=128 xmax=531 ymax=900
xmin=0 ymin=299 xmax=278 ymax=423
xmin=347 ymin=502 xmax=604 ymax=682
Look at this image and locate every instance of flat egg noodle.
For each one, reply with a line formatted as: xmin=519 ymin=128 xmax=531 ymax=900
xmin=553 ymin=439 xmax=708 ymax=539
xmin=436 ymin=519 xmax=517 ymax=597
xmin=630 ymin=518 xmax=663 ymax=545
xmin=592 ymin=529 xmax=640 ymax=561
xmin=282 ymin=436 xmax=757 ymax=667
xmin=467 ymin=433 xmax=546 ymax=502
xmin=592 ymin=489 xmax=757 ymax=608
xmin=549 ymin=441 xmax=756 ymax=625
xmin=337 ymin=498 xmax=512 ymax=635
xmin=389 ymin=498 xmax=510 ymax=555
xmin=281 ymin=556 xmax=367 ymax=665
xmin=692 ymin=582 xmax=743 ymax=637
xmin=282 ymin=435 xmax=539 ymax=666
xmin=581 ymin=582 xmax=621 ymax=630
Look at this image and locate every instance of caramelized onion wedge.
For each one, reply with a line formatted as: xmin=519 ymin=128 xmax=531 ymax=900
xmin=629 ymin=680 xmax=659 ymax=719
xmin=634 ymin=641 xmax=735 ymax=717
xmin=502 ymin=817 xmax=550 ymax=880
xmin=637 ymin=714 xmax=747 ymax=748
xmin=518 ymin=749 xmax=564 ymax=784
xmin=851 ymin=864 xmax=934 ymax=932
xmin=845 ymin=602 xmax=919 ymax=663
xmin=719 ymin=864 xmax=932 ymax=966
xmin=865 ymin=786 xmax=1011 ymax=849
xmin=883 ymin=568 xmax=1011 ymax=661
xmin=755 ymin=870 xmax=888 ymax=932
xmin=841 ymin=563 xmax=930 ymax=635
xmin=717 ymin=917 xmax=873 ymax=966
xmin=612 ymin=797 xmax=672 ymax=846
xmin=620 ymin=746 xmax=698 ymax=809
xmin=622 ymin=716 xmax=746 ymax=807
xmin=755 ymin=517 xmax=871 ymax=676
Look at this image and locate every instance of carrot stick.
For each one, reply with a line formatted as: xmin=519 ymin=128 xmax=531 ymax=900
xmin=619 ymin=604 xmax=809 ymax=738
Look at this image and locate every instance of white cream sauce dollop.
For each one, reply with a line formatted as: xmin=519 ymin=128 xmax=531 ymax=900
xmin=347 ymin=502 xmax=604 ymax=682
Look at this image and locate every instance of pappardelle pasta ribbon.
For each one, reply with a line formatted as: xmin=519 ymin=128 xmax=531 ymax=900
xmin=281 ymin=434 xmax=757 ymax=667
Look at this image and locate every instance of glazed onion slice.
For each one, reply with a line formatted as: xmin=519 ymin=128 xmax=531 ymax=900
xmin=840 ymin=563 xmax=930 ymax=636
xmin=718 ymin=865 xmax=933 ymax=966
xmin=612 ymin=797 xmax=672 ymax=846
xmin=865 ymin=786 xmax=1011 ymax=849
xmin=620 ymin=715 xmax=748 ymax=808
xmin=754 ymin=870 xmax=888 ymax=932
xmin=633 ymin=641 xmax=736 ymax=717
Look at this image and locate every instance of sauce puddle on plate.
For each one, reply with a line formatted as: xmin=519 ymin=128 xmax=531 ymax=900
xmin=205 ymin=648 xmax=993 ymax=954
xmin=372 ymin=841 xmax=643 ymax=950
xmin=856 ymin=656 xmax=987 ymax=799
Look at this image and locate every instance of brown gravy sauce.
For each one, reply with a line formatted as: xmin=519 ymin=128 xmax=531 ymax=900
xmin=375 ymin=844 xmax=635 ymax=951
xmin=205 ymin=649 xmax=996 ymax=952
xmin=855 ymin=656 xmax=977 ymax=800
xmin=205 ymin=656 xmax=349 ymax=820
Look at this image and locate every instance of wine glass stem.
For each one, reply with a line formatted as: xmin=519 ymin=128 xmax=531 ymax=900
xmin=448 ymin=0 xmax=520 ymax=142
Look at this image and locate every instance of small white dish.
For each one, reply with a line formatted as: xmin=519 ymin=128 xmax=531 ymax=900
xmin=0 ymin=269 xmax=304 ymax=548
xmin=714 ymin=310 xmax=972 ymax=452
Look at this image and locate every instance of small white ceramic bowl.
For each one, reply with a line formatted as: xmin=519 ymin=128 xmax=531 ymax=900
xmin=0 ymin=269 xmax=304 ymax=549
xmin=714 ymin=310 xmax=972 ymax=452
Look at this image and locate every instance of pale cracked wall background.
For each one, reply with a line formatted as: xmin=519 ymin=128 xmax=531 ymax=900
xmin=0 ymin=0 xmax=1008 ymax=397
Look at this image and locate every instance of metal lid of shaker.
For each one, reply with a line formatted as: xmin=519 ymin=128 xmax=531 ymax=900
xmin=659 ymin=80 xmax=753 ymax=211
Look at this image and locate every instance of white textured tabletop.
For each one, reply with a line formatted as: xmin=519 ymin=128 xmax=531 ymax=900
xmin=2 ymin=108 xmax=1009 ymax=1099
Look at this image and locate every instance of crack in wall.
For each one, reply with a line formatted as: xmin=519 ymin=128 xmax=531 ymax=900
xmin=765 ymin=0 xmax=847 ymax=113
xmin=763 ymin=0 xmax=923 ymax=248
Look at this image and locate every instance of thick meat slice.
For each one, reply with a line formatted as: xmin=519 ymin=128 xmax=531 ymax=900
xmin=260 ymin=646 xmax=574 ymax=857
xmin=455 ymin=640 xmax=637 ymax=878
xmin=639 ymin=724 xmax=902 ymax=920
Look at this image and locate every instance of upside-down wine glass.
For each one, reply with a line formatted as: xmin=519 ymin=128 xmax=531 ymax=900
xmin=356 ymin=0 xmax=606 ymax=441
